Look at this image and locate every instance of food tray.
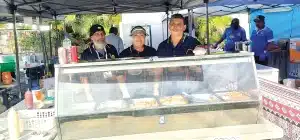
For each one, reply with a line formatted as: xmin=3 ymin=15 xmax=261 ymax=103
xmin=130 ymin=98 xmax=159 ymax=109
xmin=96 ymin=100 xmax=128 ymax=111
xmin=159 ymin=95 xmax=189 ymax=106
xmin=189 ymin=94 xmax=220 ymax=103
xmin=215 ymin=92 xmax=251 ymax=101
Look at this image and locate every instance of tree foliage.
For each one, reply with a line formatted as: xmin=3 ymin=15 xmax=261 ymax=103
xmin=61 ymin=14 xmax=121 ymax=52
xmin=195 ymin=16 xmax=232 ymax=45
xmin=0 ymin=23 xmax=7 ymax=29
xmin=4 ymin=14 xmax=121 ymax=55
xmin=18 ymin=31 xmax=53 ymax=53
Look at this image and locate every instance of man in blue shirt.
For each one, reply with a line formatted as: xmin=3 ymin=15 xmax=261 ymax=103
xmin=157 ymin=14 xmax=201 ymax=57
xmin=214 ymin=18 xmax=247 ymax=52
xmin=250 ymin=15 xmax=274 ymax=65
xmin=156 ymin=14 xmax=203 ymax=97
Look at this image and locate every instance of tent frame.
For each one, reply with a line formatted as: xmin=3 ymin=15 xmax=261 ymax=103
xmin=2 ymin=0 xmax=212 ymax=99
xmin=6 ymin=0 xmax=299 ymax=99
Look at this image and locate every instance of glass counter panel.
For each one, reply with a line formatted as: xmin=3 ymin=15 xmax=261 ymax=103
xmin=55 ymin=53 xmax=261 ymax=139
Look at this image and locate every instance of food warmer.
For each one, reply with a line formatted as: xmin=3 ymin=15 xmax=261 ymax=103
xmin=54 ymin=52 xmax=283 ymax=140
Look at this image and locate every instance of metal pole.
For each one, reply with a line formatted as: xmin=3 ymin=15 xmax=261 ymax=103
xmin=49 ymin=23 xmax=52 ymax=58
xmin=54 ymin=14 xmax=58 ymax=56
xmin=11 ymin=2 xmax=22 ymax=97
xmin=205 ymin=0 xmax=210 ymax=54
xmin=39 ymin=16 xmax=49 ymax=74
xmin=188 ymin=9 xmax=193 ymax=36
xmin=166 ymin=11 xmax=169 ymax=38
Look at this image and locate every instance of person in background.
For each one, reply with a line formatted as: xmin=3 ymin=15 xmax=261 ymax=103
xmin=157 ymin=14 xmax=201 ymax=57
xmin=106 ymin=27 xmax=124 ymax=54
xmin=251 ymin=15 xmax=277 ymax=65
xmin=81 ymin=24 xmax=118 ymax=61
xmin=214 ymin=18 xmax=247 ymax=52
xmin=119 ymin=26 xmax=156 ymax=58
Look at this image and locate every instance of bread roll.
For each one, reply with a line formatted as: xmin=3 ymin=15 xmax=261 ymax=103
xmin=160 ymin=95 xmax=188 ymax=106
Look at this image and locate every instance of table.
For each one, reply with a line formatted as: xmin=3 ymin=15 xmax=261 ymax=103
xmin=0 ymin=100 xmax=57 ymax=140
xmin=23 ymin=64 xmax=45 ymax=90
xmin=260 ymin=78 xmax=300 ymax=139
xmin=0 ymin=83 xmax=18 ymax=109
xmin=0 ymin=100 xmax=25 ymax=118
xmin=256 ymin=64 xmax=279 ymax=83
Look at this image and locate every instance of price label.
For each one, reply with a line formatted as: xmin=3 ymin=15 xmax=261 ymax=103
xmin=213 ymin=136 xmax=240 ymax=140
xmin=159 ymin=116 xmax=165 ymax=124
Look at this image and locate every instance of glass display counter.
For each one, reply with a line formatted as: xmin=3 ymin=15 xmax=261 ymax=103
xmin=54 ymin=53 xmax=282 ymax=140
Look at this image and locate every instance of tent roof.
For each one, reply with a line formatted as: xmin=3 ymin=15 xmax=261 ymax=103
xmin=193 ymin=0 xmax=300 ymax=17
xmin=208 ymin=0 xmax=300 ymax=6
xmin=163 ymin=0 xmax=300 ymax=19
xmin=0 ymin=0 xmax=217 ymax=20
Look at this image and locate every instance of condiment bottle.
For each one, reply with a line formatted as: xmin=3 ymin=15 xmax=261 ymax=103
xmin=7 ymin=108 xmax=20 ymax=140
xmin=24 ymin=89 xmax=33 ymax=109
xmin=2 ymin=72 xmax=12 ymax=85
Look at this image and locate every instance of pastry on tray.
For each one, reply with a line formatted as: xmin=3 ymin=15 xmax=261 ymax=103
xmin=159 ymin=95 xmax=188 ymax=106
xmin=130 ymin=98 xmax=159 ymax=109
xmin=190 ymin=94 xmax=219 ymax=103
xmin=222 ymin=91 xmax=250 ymax=101
xmin=97 ymin=100 xmax=128 ymax=110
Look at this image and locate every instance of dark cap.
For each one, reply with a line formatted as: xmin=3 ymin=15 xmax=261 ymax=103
xmin=130 ymin=26 xmax=148 ymax=36
xmin=231 ymin=18 xmax=239 ymax=24
xmin=90 ymin=24 xmax=105 ymax=37
xmin=254 ymin=15 xmax=265 ymax=22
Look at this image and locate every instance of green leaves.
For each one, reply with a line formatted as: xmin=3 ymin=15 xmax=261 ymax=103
xmin=64 ymin=14 xmax=121 ymax=39
xmin=60 ymin=14 xmax=121 ymax=53
xmin=196 ymin=16 xmax=232 ymax=45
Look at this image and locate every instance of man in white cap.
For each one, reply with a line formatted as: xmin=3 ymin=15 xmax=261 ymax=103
xmin=119 ymin=26 xmax=156 ymax=58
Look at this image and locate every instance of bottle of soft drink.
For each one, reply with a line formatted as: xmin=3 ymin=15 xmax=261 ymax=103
xmin=71 ymin=46 xmax=78 ymax=63
xmin=62 ymin=35 xmax=72 ymax=63
xmin=24 ymin=89 xmax=33 ymax=109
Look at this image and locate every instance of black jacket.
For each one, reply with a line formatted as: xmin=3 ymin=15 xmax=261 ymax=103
xmin=119 ymin=45 xmax=156 ymax=58
xmin=80 ymin=43 xmax=118 ymax=61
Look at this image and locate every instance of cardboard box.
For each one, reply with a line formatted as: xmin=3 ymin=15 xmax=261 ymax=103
xmin=289 ymin=38 xmax=300 ymax=63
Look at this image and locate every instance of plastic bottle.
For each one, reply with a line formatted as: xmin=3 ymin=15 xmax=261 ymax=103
xmin=63 ymin=35 xmax=71 ymax=48
xmin=24 ymin=89 xmax=33 ymax=109
xmin=58 ymin=47 xmax=68 ymax=64
xmin=7 ymin=108 xmax=20 ymax=140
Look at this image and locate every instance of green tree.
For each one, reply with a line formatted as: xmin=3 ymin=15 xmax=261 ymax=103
xmin=0 ymin=23 xmax=7 ymax=29
xmin=4 ymin=14 xmax=121 ymax=55
xmin=196 ymin=16 xmax=232 ymax=46
xmin=63 ymin=14 xmax=121 ymax=53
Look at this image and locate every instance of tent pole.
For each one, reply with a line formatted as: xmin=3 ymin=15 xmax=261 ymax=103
xmin=166 ymin=10 xmax=169 ymax=38
xmin=10 ymin=2 xmax=22 ymax=98
xmin=165 ymin=2 xmax=170 ymax=38
xmin=39 ymin=16 xmax=49 ymax=75
xmin=247 ymin=8 xmax=251 ymax=39
xmin=205 ymin=0 xmax=210 ymax=54
xmin=54 ymin=13 xmax=58 ymax=56
xmin=49 ymin=23 xmax=52 ymax=58
xmin=188 ymin=9 xmax=193 ymax=36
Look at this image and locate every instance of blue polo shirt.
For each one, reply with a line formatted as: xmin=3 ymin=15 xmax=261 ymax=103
xmin=157 ymin=35 xmax=201 ymax=57
xmin=250 ymin=27 xmax=274 ymax=57
xmin=222 ymin=27 xmax=247 ymax=52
